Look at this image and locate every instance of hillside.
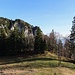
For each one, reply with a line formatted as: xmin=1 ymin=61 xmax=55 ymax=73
xmin=0 ymin=17 xmax=44 ymax=56
xmin=0 ymin=17 xmax=42 ymax=37
xmin=0 ymin=17 xmax=75 ymax=75
xmin=0 ymin=51 xmax=75 ymax=75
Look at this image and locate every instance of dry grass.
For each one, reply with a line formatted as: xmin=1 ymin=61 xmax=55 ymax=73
xmin=0 ymin=67 xmax=75 ymax=75
xmin=0 ymin=51 xmax=75 ymax=75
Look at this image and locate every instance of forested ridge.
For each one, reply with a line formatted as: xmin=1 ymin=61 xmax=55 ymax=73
xmin=0 ymin=17 xmax=75 ymax=61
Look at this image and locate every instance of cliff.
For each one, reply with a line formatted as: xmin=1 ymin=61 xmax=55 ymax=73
xmin=0 ymin=17 xmax=42 ymax=37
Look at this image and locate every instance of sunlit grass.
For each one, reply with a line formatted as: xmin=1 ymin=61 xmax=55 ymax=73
xmin=0 ymin=51 xmax=75 ymax=75
xmin=0 ymin=59 xmax=75 ymax=70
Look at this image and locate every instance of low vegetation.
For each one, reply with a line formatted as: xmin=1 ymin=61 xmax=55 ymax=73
xmin=0 ymin=17 xmax=75 ymax=75
xmin=0 ymin=51 xmax=75 ymax=75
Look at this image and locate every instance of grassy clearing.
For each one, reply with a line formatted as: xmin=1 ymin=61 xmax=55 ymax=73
xmin=0 ymin=60 xmax=75 ymax=70
xmin=0 ymin=51 xmax=75 ymax=75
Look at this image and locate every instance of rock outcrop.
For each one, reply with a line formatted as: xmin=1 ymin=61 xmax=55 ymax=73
xmin=0 ymin=17 xmax=41 ymax=37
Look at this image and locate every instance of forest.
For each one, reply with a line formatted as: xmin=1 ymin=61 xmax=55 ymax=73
xmin=0 ymin=17 xmax=75 ymax=61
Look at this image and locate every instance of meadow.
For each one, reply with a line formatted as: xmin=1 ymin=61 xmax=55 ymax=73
xmin=0 ymin=51 xmax=75 ymax=75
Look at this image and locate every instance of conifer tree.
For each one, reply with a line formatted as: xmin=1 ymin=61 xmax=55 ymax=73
xmin=34 ymin=27 xmax=46 ymax=54
xmin=70 ymin=16 xmax=75 ymax=60
xmin=0 ymin=27 xmax=8 ymax=55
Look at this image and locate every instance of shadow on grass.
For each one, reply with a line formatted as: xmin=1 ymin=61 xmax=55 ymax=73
xmin=64 ymin=60 xmax=75 ymax=64
xmin=0 ymin=57 xmax=57 ymax=65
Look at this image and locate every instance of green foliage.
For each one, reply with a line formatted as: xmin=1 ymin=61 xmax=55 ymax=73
xmin=0 ymin=17 xmax=73 ymax=59
xmin=41 ymin=40 xmax=48 ymax=51
xmin=34 ymin=27 xmax=47 ymax=54
xmin=34 ymin=36 xmax=43 ymax=53
xmin=70 ymin=16 xmax=75 ymax=60
xmin=0 ymin=17 xmax=33 ymax=56
xmin=36 ymin=27 xmax=42 ymax=37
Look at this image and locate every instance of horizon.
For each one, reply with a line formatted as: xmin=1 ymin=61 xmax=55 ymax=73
xmin=0 ymin=0 xmax=75 ymax=36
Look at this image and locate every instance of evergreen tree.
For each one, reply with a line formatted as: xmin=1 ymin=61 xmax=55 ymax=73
xmin=70 ymin=16 xmax=75 ymax=60
xmin=34 ymin=27 xmax=46 ymax=54
xmin=40 ymin=39 xmax=48 ymax=53
xmin=8 ymin=27 xmax=22 ymax=54
xmin=64 ymin=38 xmax=71 ymax=58
xmin=0 ymin=26 xmax=7 ymax=55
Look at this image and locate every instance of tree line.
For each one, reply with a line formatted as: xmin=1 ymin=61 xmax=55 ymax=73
xmin=0 ymin=17 xmax=75 ymax=60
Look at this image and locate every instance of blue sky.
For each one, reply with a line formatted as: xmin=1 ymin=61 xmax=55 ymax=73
xmin=0 ymin=0 xmax=75 ymax=36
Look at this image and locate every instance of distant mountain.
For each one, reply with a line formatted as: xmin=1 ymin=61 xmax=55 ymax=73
xmin=0 ymin=17 xmax=70 ymax=44
xmin=0 ymin=17 xmax=42 ymax=37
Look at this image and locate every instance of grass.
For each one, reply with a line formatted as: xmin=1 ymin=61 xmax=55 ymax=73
xmin=0 ymin=51 xmax=75 ymax=75
xmin=0 ymin=60 xmax=75 ymax=69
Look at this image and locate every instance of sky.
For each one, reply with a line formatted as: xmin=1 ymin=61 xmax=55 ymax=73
xmin=0 ymin=0 xmax=75 ymax=36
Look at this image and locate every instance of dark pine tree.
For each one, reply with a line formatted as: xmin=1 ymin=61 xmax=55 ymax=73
xmin=70 ymin=16 xmax=75 ymax=60
xmin=34 ymin=27 xmax=47 ymax=54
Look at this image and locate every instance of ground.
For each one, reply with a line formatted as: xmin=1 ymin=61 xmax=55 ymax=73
xmin=0 ymin=67 xmax=75 ymax=75
xmin=0 ymin=51 xmax=75 ymax=75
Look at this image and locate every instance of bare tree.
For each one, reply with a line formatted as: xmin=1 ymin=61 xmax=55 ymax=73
xmin=57 ymin=39 xmax=63 ymax=66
